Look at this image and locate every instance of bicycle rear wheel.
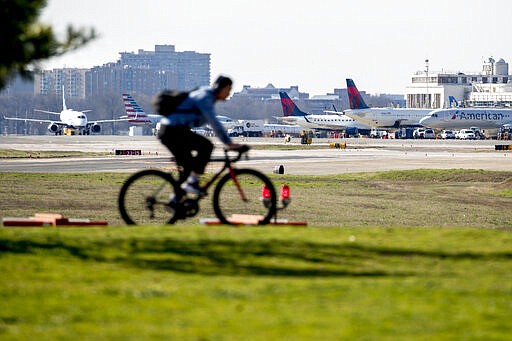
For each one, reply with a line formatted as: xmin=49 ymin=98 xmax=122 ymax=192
xmin=118 ymin=169 xmax=180 ymax=225
xmin=213 ymin=169 xmax=277 ymax=225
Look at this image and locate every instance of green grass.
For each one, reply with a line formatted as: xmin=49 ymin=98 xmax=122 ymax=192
xmin=0 ymin=149 xmax=110 ymax=158
xmin=0 ymin=226 xmax=511 ymax=340
xmin=1 ymin=169 xmax=511 ymax=228
xmin=1 ymin=169 xmax=511 ymax=339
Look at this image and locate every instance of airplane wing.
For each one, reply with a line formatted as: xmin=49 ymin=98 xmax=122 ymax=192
xmin=34 ymin=109 xmax=60 ymax=115
xmin=87 ymin=118 xmax=131 ymax=125
xmin=3 ymin=116 xmax=63 ymax=125
xmin=323 ymin=110 xmax=345 ymax=115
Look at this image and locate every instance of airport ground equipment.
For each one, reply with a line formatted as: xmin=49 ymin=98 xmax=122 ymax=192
xmin=118 ymin=145 xmax=279 ymax=225
xmin=3 ymin=213 xmax=107 ymax=227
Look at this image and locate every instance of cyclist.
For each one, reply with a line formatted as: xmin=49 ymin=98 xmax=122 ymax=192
xmin=157 ymin=75 xmax=241 ymax=194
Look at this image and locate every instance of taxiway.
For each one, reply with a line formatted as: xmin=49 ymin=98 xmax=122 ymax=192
xmin=1 ymin=135 xmax=511 ymax=175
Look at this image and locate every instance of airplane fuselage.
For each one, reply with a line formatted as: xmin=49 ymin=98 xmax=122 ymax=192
xmin=60 ymin=109 xmax=88 ymax=128
xmin=277 ymin=114 xmax=369 ymax=131
xmin=345 ymin=108 xmax=433 ymax=128
xmin=419 ymin=108 xmax=512 ymax=129
xmin=125 ymin=114 xmax=161 ymax=126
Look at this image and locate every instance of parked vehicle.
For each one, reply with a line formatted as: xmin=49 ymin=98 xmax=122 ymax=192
xmin=413 ymin=128 xmax=425 ymax=139
xmin=370 ymin=128 xmax=388 ymax=138
xmin=424 ymin=128 xmax=436 ymax=139
xmin=470 ymin=127 xmax=486 ymax=139
xmin=396 ymin=127 xmax=414 ymax=139
xmin=228 ymin=120 xmax=264 ymax=137
xmin=414 ymin=128 xmax=435 ymax=139
xmin=456 ymin=129 xmax=476 ymax=140
xmin=439 ymin=130 xmax=456 ymax=139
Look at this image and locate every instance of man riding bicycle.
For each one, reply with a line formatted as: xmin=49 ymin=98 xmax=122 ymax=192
xmin=157 ymin=75 xmax=241 ymax=194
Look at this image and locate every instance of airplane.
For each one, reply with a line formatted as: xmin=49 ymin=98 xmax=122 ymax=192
xmin=276 ymin=91 xmax=371 ymax=134
xmin=419 ymin=107 xmax=512 ymax=130
xmin=216 ymin=115 xmax=237 ymax=130
xmin=341 ymin=79 xmax=433 ymax=128
xmin=122 ymin=93 xmax=162 ymax=126
xmin=122 ymin=93 xmax=237 ymax=130
xmin=4 ymin=87 xmax=128 ymax=135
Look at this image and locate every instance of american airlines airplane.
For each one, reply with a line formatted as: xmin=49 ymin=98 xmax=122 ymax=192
xmin=122 ymin=93 xmax=237 ymax=130
xmin=419 ymin=107 xmax=512 ymax=129
xmin=4 ymin=87 xmax=127 ymax=135
xmin=276 ymin=91 xmax=371 ymax=134
xmin=122 ymin=93 xmax=162 ymax=126
xmin=342 ymin=79 xmax=433 ymax=128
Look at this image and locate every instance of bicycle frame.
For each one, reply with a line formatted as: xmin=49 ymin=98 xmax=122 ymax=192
xmin=196 ymin=149 xmax=247 ymax=199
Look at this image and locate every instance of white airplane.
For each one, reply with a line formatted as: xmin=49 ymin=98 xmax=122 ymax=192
xmin=122 ymin=93 xmax=236 ymax=130
xmin=4 ymin=87 xmax=127 ymax=135
xmin=341 ymin=79 xmax=433 ymax=128
xmin=262 ymin=123 xmax=302 ymax=135
xmin=276 ymin=91 xmax=371 ymax=134
xmin=216 ymin=115 xmax=237 ymax=130
xmin=419 ymin=107 xmax=512 ymax=130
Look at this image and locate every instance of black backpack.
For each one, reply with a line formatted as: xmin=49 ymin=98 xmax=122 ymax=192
xmin=152 ymin=90 xmax=190 ymax=116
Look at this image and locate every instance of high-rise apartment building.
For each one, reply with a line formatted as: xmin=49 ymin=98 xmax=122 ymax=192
xmin=86 ymin=44 xmax=210 ymax=97
xmin=34 ymin=68 xmax=88 ymax=98
xmin=30 ymin=44 xmax=210 ymax=98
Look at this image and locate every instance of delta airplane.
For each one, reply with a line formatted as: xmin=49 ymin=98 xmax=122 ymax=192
xmin=419 ymin=107 xmax=512 ymax=130
xmin=276 ymin=91 xmax=371 ymax=134
xmin=122 ymin=93 xmax=237 ymax=130
xmin=342 ymin=79 xmax=433 ymax=128
xmin=4 ymin=87 xmax=127 ymax=135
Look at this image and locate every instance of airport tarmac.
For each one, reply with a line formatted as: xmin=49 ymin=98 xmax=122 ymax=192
xmin=1 ymin=135 xmax=511 ymax=175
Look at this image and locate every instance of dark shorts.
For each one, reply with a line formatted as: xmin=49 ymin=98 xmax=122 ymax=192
xmin=158 ymin=125 xmax=213 ymax=175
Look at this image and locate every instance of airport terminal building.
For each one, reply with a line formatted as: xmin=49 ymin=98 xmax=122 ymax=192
xmin=406 ymin=57 xmax=512 ymax=109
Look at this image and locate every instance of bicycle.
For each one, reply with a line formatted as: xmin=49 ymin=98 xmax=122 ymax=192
xmin=118 ymin=145 xmax=279 ymax=225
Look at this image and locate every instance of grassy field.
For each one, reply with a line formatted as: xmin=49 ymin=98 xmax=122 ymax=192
xmin=1 ymin=169 xmax=512 ymax=339
xmin=0 ymin=169 xmax=511 ymax=228
xmin=1 ymin=226 xmax=512 ymax=340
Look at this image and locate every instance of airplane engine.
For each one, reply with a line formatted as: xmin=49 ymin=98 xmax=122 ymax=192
xmin=47 ymin=123 xmax=60 ymax=134
xmin=90 ymin=124 xmax=101 ymax=133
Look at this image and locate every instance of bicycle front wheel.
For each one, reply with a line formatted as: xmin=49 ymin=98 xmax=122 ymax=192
xmin=213 ymin=169 xmax=277 ymax=225
xmin=118 ymin=169 xmax=180 ymax=225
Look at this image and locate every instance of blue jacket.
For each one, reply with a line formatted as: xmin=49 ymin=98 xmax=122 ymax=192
xmin=160 ymin=86 xmax=232 ymax=145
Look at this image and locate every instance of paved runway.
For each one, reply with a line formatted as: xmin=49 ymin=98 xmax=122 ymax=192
xmin=1 ymin=135 xmax=511 ymax=174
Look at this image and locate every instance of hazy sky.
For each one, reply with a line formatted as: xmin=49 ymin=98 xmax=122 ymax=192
xmin=41 ymin=0 xmax=511 ymax=95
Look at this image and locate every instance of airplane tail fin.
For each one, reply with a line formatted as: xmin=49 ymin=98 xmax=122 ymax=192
xmin=122 ymin=94 xmax=150 ymax=123
xmin=346 ymin=79 xmax=369 ymax=110
xmin=279 ymin=92 xmax=308 ymax=117
xmin=448 ymin=96 xmax=459 ymax=108
xmin=62 ymin=85 xmax=67 ymax=111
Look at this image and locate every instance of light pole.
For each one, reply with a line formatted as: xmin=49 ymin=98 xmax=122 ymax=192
xmin=425 ymin=59 xmax=429 ymax=108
